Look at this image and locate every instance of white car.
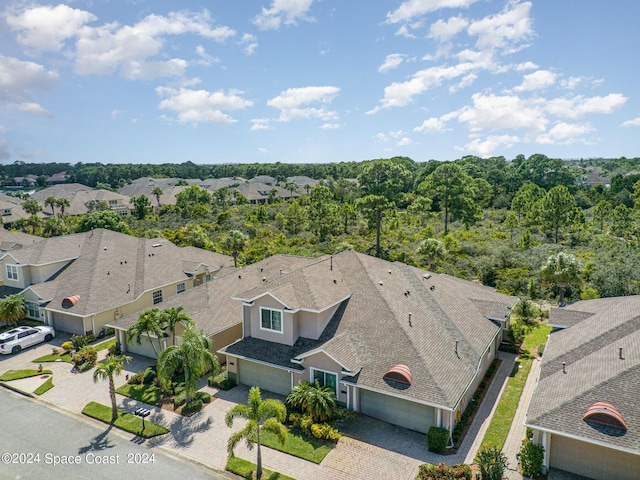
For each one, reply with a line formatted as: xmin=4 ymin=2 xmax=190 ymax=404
xmin=0 ymin=325 xmax=56 ymax=355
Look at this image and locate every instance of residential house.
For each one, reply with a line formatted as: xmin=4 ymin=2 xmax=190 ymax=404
xmin=109 ymin=254 xmax=320 ymax=360
xmin=0 ymin=193 xmax=36 ymax=229
xmin=0 ymin=229 xmax=233 ymax=336
xmin=31 ymin=183 xmax=131 ymax=216
xmin=45 ymin=172 xmax=69 ymax=185
xmin=220 ymin=251 xmax=515 ymax=436
xmin=525 ymin=297 xmax=640 ymax=479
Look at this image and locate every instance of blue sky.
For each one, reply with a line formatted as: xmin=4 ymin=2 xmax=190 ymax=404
xmin=1 ymin=0 xmax=639 ymax=165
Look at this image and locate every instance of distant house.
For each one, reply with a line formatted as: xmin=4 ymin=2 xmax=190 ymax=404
xmin=232 ymin=182 xmax=299 ymax=203
xmin=0 ymin=193 xmax=36 ymax=228
xmin=0 ymin=229 xmax=233 ymax=336
xmin=220 ymin=251 xmax=515 ymax=436
xmin=12 ymin=175 xmax=38 ymax=187
xmin=526 ymin=297 xmax=640 ymax=479
xmin=45 ymin=172 xmax=69 ymax=185
xmin=31 ymin=183 xmax=131 ymax=216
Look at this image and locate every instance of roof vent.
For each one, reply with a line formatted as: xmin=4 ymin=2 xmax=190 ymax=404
xmin=583 ymin=402 xmax=627 ymax=431
xmin=152 ymin=243 xmax=162 ymax=248
xmin=62 ymin=295 xmax=80 ymax=308
xmin=383 ymin=364 xmax=412 ymax=385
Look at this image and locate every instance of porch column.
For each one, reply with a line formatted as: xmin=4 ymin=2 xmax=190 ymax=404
xmin=541 ymin=431 xmax=551 ymax=474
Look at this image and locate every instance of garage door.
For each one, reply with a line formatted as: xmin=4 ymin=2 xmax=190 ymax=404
xmin=238 ymin=359 xmax=291 ymax=396
xmin=126 ymin=336 xmax=159 ymax=359
xmin=52 ymin=314 xmax=84 ymax=335
xmin=360 ymin=389 xmax=435 ymax=434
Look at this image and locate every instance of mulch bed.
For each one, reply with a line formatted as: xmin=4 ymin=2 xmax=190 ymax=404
xmin=157 ymin=395 xmax=216 ymax=416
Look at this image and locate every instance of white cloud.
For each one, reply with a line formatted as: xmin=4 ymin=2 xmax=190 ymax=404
xmin=467 ymin=1 xmax=533 ymax=53
xmin=463 ymin=134 xmax=520 ymax=156
xmin=195 ymin=45 xmax=219 ymax=66
xmin=321 ymin=123 xmax=341 ymax=130
xmin=378 ymin=54 xmax=406 ymax=73
xmin=429 ymin=16 xmax=469 ymax=42
xmin=156 ymin=87 xmax=253 ymax=125
xmin=536 ymin=122 xmax=594 ymax=145
xmin=267 ymin=86 xmax=340 ymax=122
xmin=251 ymin=118 xmax=272 ymax=130
xmin=69 ymin=10 xmax=235 ymax=79
xmin=414 ymin=117 xmax=448 ymax=133
xmin=0 ymin=126 xmax=10 ymax=161
xmin=5 ymin=4 xmax=96 ymax=53
xmin=253 ymin=0 xmax=314 ymax=30
xmin=397 ymin=137 xmax=413 ymax=146
xmin=239 ymin=34 xmax=258 ymax=55
xmin=515 ymin=61 xmax=538 ymax=71
xmin=514 ymin=70 xmax=556 ymax=92
xmin=621 ymin=117 xmax=640 ymax=127
xmin=375 ymin=133 xmax=390 ymax=142
xmin=455 ymin=93 xmax=548 ymax=133
xmin=545 ymin=93 xmax=627 ymax=118
xmin=386 ymin=0 xmax=478 ymax=24
xmin=560 ymin=76 xmax=583 ymax=89
xmin=14 ymin=102 xmax=52 ymax=118
xmin=0 ymin=55 xmax=57 ymax=117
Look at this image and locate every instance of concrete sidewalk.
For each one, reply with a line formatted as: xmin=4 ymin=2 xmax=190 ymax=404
xmin=0 ymin=340 xmax=532 ymax=480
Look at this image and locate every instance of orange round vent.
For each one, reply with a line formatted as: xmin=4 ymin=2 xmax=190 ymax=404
xmin=62 ymin=295 xmax=80 ymax=308
xmin=583 ymin=402 xmax=627 ymax=430
xmin=383 ymin=364 xmax=412 ymax=385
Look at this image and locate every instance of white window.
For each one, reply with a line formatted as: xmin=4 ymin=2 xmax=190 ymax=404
xmin=108 ymin=200 xmax=118 ymax=206
xmin=176 ymin=282 xmax=186 ymax=294
xmin=205 ymin=273 xmax=212 ymax=282
xmin=152 ymin=289 xmax=163 ymax=305
xmin=312 ymin=369 xmax=338 ymax=396
xmin=6 ymin=264 xmax=18 ymax=281
xmin=26 ymin=302 xmax=40 ymax=319
xmin=260 ymin=307 xmax=283 ymax=333
xmin=3 ymin=208 xmax=11 ymax=216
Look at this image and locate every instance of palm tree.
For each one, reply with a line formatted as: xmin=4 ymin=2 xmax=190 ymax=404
xmin=286 ymin=380 xmax=336 ymax=422
xmin=417 ymin=238 xmax=446 ymax=271
xmin=21 ymin=198 xmax=42 ymax=216
xmin=160 ymin=306 xmax=193 ymax=346
xmin=93 ymin=355 xmax=131 ymax=422
xmin=540 ymin=252 xmax=581 ymax=305
xmin=284 ymin=181 xmax=297 ymax=199
xmin=0 ymin=294 xmax=27 ymax=326
xmin=151 ymin=186 xmax=163 ymax=208
xmin=224 ymin=230 xmax=247 ymax=268
xmin=226 ymin=387 xmax=288 ymax=480
xmin=45 ymin=196 xmax=57 ymax=216
xmin=126 ymin=308 xmax=166 ymax=358
xmin=56 ymin=197 xmax=70 ymax=217
xmin=156 ymin=322 xmax=218 ymax=405
xmin=303 ymin=183 xmax=311 ymax=195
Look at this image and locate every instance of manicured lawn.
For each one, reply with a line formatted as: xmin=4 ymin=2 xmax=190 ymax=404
xmin=115 ymin=382 xmax=164 ymax=405
xmin=93 ymin=338 xmax=116 ymax=351
xmin=261 ymin=428 xmax=333 ymax=464
xmin=0 ymin=369 xmax=53 ymax=381
xmin=33 ymin=352 xmax=73 ymax=363
xmin=226 ymin=456 xmax=296 ymax=480
xmin=82 ymin=401 xmax=169 ymax=438
xmin=34 ymin=376 xmax=54 ymax=395
xmin=522 ymin=323 xmax=552 ymax=354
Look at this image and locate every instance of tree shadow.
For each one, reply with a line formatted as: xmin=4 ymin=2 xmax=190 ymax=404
xmin=147 ymin=412 xmax=213 ymax=448
xmin=78 ymin=425 xmax=115 ymax=454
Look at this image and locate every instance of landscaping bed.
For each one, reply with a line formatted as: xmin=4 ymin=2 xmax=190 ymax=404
xmin=226 ymin=456 xmax=296 ymax=480
xmin=82 ymin=401 xmax=169 ymax=438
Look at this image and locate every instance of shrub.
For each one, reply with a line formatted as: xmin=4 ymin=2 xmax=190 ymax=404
xmin=51 ymin=347 xmax=61 ymax=355
xmin=61 ymin=341 xmax=73 ymax=352
xmin=128 ymin=371 xmax=144 ymax=384
xmin=416 ymin=463 xmax=472 ymax=480
xmin=289 ymin=412 xmax=314 ymax=435
xmin=181 ymin=398 xmax=203 ymax=415
xmin=142 ymin=366 xmax=157 ymax=384
xmin=71 ymin=334 xmax=89 ymax=351
xmin=475 ymin=444 xmax=508 ymax=480
xmin=310 ymin=423 xmax=341 ymax=441
xmin=426 ymin=427 xmax=449 ymax=454
xmin=208 ymin=370 xmax=234 ymax=390
xmin=108 ymin=342 xmax=121 ymax=356
xmin=517 ymin=439 xmax=544 ymax=477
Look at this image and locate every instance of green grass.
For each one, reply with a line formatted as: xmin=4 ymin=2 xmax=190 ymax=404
xmin=0 ymin=369 xmax=53 ymax=381
xmin=522 ymin=323 xmax=552 ymax=354
xmin=34 ymin=376 xmax=54 ymax=395
xmin=115 ymin=382 xmax=163 ymax=405
xmin=33 ymin=352 xmax=73 ymax=363
xmin=82 ymin=401 xmax=169 ymax=438
xmin=93 ymin=338 xmax=116 ymax=351
xmin=261 ymin=429 xmax=333 ymax=464
xmin=226 ymin=456 xmax=296 ymax=480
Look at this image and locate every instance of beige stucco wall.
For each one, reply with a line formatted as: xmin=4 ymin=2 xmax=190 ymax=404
xmin=297 ymin=304 xmax=340 ymax=340
xmin=550 ymin=434 xmax=640 ymax=480
xmin=1 ymin=258 xmax=70 ymax=289
xmin=248 ymin=296 xmax=295 ymax=345
xmin=212 ymin=324 xmax=242 ymax=363
xmin=292 ymin=351 xmax=347 ymax=404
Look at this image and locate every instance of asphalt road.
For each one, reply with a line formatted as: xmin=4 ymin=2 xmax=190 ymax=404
xmin=0 ymin=388 xmax=231 ymax=480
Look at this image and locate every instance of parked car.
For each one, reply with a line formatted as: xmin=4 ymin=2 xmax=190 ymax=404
xmin=0 ymin=325 xmax=56 ymax=355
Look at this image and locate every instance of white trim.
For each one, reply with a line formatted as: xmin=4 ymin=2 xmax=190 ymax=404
xmin=6 ymin=263 xmax=19 ymax=281
xmin=176 ymin=282 xmax=186 ymax=294
xmin=233 ymin=292 xmax=351 ymax=315
xmin=310 ymin=367 xmax=339 ymax=396
xmin=342 ymin=381 xmax=452 ymax=412
xmin=222 ymin=351 xmax=300 ymax=373
xmin=152 ymin=289 xmax=163 ymax=305
xmin=259 ymin=306 xmax=284 ymax=334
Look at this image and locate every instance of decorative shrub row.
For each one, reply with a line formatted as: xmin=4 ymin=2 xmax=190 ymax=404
xmin=426 ymin=427 xmax=449 ymax=454
xmin=289 ymin=412 xmax=341 ymax=441
xmin=416 ymin=462 xmax=472 ymax=480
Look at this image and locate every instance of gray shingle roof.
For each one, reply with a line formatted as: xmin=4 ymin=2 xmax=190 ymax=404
xmin=526 ymin=295 xmax=640 ymax=453
xmin=225 ymin=250 xmax=516 ymax=409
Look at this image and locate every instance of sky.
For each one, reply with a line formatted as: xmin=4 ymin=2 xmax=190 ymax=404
xmin=1 ymin=0 xmax=640 ymax=166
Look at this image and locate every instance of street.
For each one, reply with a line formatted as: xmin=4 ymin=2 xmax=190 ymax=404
xmin=0 ymin=388 xmax=231 ymax=480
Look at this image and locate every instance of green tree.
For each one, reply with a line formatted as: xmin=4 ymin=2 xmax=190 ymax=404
xmin=45 ymin=196 xmax=57 ymax=216
xmin=77 ymin=210 xmax=130 ymax=234
xmin=224 ymin=230 xmax=247 ymax=268
xmin=517 ymin=439 xmax=545 ymax=477
xmin=151 ymin=186 xmax=164 ymax=208
xmin=156 ymin=322 xmax=219 ymax=406
xmin=503 ymin=211 xmax=519 ymax=240
xmin=56 ymin=197 xmax=71 ymax=216
xmin=283 ymin=181 xmax=298 ymax=198
xmin=611 ymin=203 xmax=632 ymax=237
xmin=93 ymin=355 xmax=131 ymax=422
xmin=417 ymin=238 xmax=446 ymax=271
xmin=419 ymin=163 xmax=481 ymax=235
xmin=307 ymin=185 xmax=339 ymax=242
xmin=536 ymin=185 xmax=576 ymax=243
xmin=356 ymin=194 xmax=392 ymax=257
xmin=226 ymin=387 xmax=288 ymax=480
xmin=286 ymin=380 xmax=336 ymax=422
xmin=160 ymin=306 xmax=192 ymax=345
xmin=284 ymin=201 xmax=307 ymax=235
xmin=42 ymin=217 xmax=67 ymax=237
xmin=21 ymin=198 xmax=42 ymax=216
xmin=475 ymin=444 xmax=508 ymax=480
xmin=408 ymin=196 xmax=433 ymax=226
xmin=592 ymin=199 xmax=612 ymax=232
xmin=339 ymin=202 xmax=357 ymax=234
xmin=541 ymin=252 xmax=581 ymax=304
xmin=132 ymin=195 xmax=152 ymax=220
xmin=511 ymin=183 xmax=545 ymax=222
xmin=0 ymin=294 xmax=27 ymax=326
xmin=126 ymin=308 xmax=166 ymax=358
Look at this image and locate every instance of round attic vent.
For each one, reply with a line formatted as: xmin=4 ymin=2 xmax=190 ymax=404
xmin=62 ymin=295 xmax=80 ymax=308
xmin=583 ymin=402 xmax=627 ymax=430
xmin=383 ymin=364 xmax=412 ymax=385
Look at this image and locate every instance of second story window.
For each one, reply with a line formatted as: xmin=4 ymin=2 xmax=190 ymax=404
xmin=152 ymin=289 xmax=163 ymax=305
xmin=176 ymin=282 xmax=186 ymax=294
xmin=6 ymin=264 xmax=18 ymax=281
xmin=260 ymin=307 xmax=283 ymax=333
